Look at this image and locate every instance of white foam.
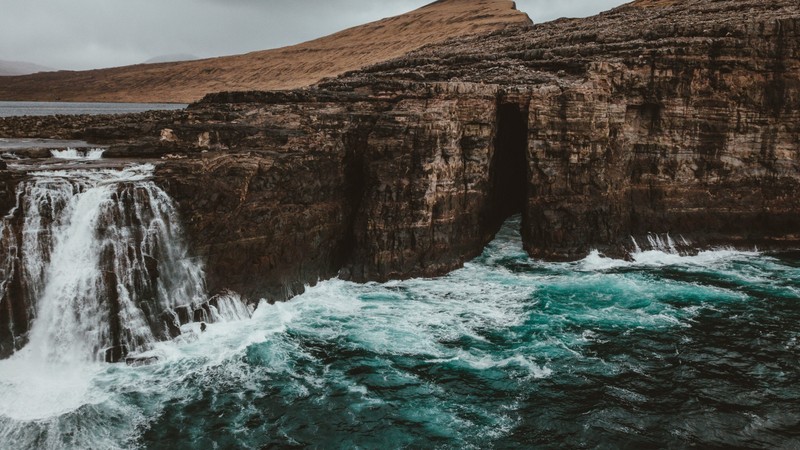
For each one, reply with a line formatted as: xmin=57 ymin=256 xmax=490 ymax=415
xmin=210 ymin=291 xmax=254 ymax=322
xmin=578 ymin=250 xmax=631 ymax=271
xmin=0 ymin=357 xmax=105 ymax=421
xmin=456 ymin=352 xmax=553 ymax=379
xmin=577 ymin=248 xmax=760 ymax=272
xmin=31 ymin=163 xmax=154 ymax=184
xmin=633 ymin=248 xmax=757 ymax=266
xmin=50 ymin=148 xmax=105 ymax=160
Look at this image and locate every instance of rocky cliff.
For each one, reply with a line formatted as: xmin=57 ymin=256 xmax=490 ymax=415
xmin=389 ymin=0 xmax=800 ymax=260
xmin=147 ymin=85 xmax=508 ymax=300
xmin=138 ymin=0 xmax=800 ymax=300
xmin=1 ymin=0 xmax=799 ymax=317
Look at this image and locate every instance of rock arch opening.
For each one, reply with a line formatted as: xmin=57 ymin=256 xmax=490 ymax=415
xmin=485 ymin=102 xmax=529 ymax=234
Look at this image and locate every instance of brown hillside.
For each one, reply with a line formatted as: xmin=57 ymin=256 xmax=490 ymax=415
xmin=0 ymin=0 xmax=531 ymax=103
xmin=630 ymin=0 xmax=683 ymax=7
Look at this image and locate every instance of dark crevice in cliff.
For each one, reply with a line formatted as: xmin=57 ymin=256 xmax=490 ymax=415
xmin=336 ymin=130 xmax=370 ymax=276
xmin=486 ymin=102 xmax=529 ymax=236
xmin=0 ymin=206 xmax=30 ymax=360
xmin=765 ymin=18 xmax=788 ymax=117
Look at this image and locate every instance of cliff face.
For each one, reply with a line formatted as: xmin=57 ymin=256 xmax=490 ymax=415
xmin=1 ymin=0 xmax=799 ymax=308
xmin=517 ymin=14 xmax=800 ymax=257
xmin=129 ymin=0 xmax=798 ymax=301
xmin=150 ymin=86 xmax=508 ymax=299
xmin=525 ymin=52 xmax=800 ymax=258
xmin=338 ymin=0 xmax=800 ymax=257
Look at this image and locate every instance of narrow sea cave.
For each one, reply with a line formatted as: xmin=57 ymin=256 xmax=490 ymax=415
xmin=485 ymin=101 xmax=529 ymax=236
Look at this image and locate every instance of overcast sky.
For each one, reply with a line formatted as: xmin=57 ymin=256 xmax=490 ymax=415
xmin=0 ymin=0 xmax=628 ymax=71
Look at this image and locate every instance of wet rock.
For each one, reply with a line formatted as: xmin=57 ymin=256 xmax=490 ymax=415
xmin=173 ymin=306 xmax=192 ymax=325
xmin=104 ymin=345 xmax=129 ymax=363
xmin=159 ymin=310 xmax=182 ymax=339
xmin=125 ymin=355 xmax=159 ymax=366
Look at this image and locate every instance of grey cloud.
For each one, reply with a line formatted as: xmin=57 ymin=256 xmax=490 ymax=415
xmin=516 ymin=0 xmax=629 ymax=23
xmin=0 ymin=0 xmax=628 ymax=71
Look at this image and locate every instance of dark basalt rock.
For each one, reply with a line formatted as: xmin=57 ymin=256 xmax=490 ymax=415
xmin=125 ymin=355 xmax=159 ymax=366
xmin=0 ymin=0 xmax=798 ymax=312
xmin=0 ymin=110 xmax=178 ymax=143
xmin=104 ymin=345 xmax=129 ymax=364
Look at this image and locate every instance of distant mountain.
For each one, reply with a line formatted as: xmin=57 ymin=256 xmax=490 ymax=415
xmin=143 ymin=54 xmax=200 ymax=64
xmin=0 ymin=60 xmax=53 ymax=76
xmin=0 ymin=0 xmax=531 ymax=103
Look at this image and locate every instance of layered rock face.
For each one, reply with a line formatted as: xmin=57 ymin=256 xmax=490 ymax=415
xmin=151 ymin=85 xmax=507 ymax=299
xmin=522 ymin=4 xmax=800 ymax=257
xmin=1 ymin=0 xmax=799 ymax=308
xmin=340 ymin=0 xmax=800 ymax=258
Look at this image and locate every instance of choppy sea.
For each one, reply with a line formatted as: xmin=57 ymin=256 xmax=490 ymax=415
xmin=0 ymin=216 xmax=798 ymax=449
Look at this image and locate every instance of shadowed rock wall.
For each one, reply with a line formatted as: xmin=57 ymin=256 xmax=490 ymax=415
xmin=522 ymin=17 xmax=800 ymax=258
xmin=152 ymin=85 xmax=516 ymax=299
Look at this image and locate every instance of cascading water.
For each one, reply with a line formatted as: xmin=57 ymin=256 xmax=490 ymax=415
xmin=0 ymin=162 xmax=250 ymax=364
xmin=0 ymin=149 xmax=798 ymax=448
xmin=1 ymin=205 xmax=799 ymax=448
xmin=50 ymin=148 xmax=106 ymax=160
xmin=629 ymin=233 xmax=695 ymax=258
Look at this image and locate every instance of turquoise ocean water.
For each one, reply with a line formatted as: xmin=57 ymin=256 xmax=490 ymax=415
xmin=0 ymin=216 xmax=798 ymax=449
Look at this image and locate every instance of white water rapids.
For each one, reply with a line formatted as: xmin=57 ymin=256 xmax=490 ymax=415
xmin=0 ymin=162 xmax=252 ymax=422
xmin=0 ymin=163 xmax=250 ymax=365
xmin=49 ymin=148 xmax=106 ymax=160
xmin=1 ymin=154 xmax=796 ymax=449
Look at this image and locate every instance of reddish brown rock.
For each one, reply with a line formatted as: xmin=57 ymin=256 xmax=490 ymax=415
xmin=152 ymin=85 xmax=510 ymax=298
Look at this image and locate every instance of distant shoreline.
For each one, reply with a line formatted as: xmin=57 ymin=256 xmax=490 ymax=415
xmin=0 ymin=101 xmax=187 ymax=118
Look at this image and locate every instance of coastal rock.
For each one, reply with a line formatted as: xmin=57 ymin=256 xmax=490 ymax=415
xmin=160 ymin=128 xmax=177 ymax=142
xmin=153 ymin=86 xmax=508 ymax=298
xmin=339 ymin=0 xmax=800 ymax=257
xmin=0 ymin=110 xmax=178 ymax=143
xmin=0 ymin=0 xmax=798 ymax=311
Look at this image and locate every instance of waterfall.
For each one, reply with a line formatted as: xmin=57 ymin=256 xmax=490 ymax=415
xmin=629 ymin=233 xmax=694 ymax=257
xmin=50 ymin=148 xmax=105 ymax=160
xmin=0 ymin=163 xmax=250 ymax=363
